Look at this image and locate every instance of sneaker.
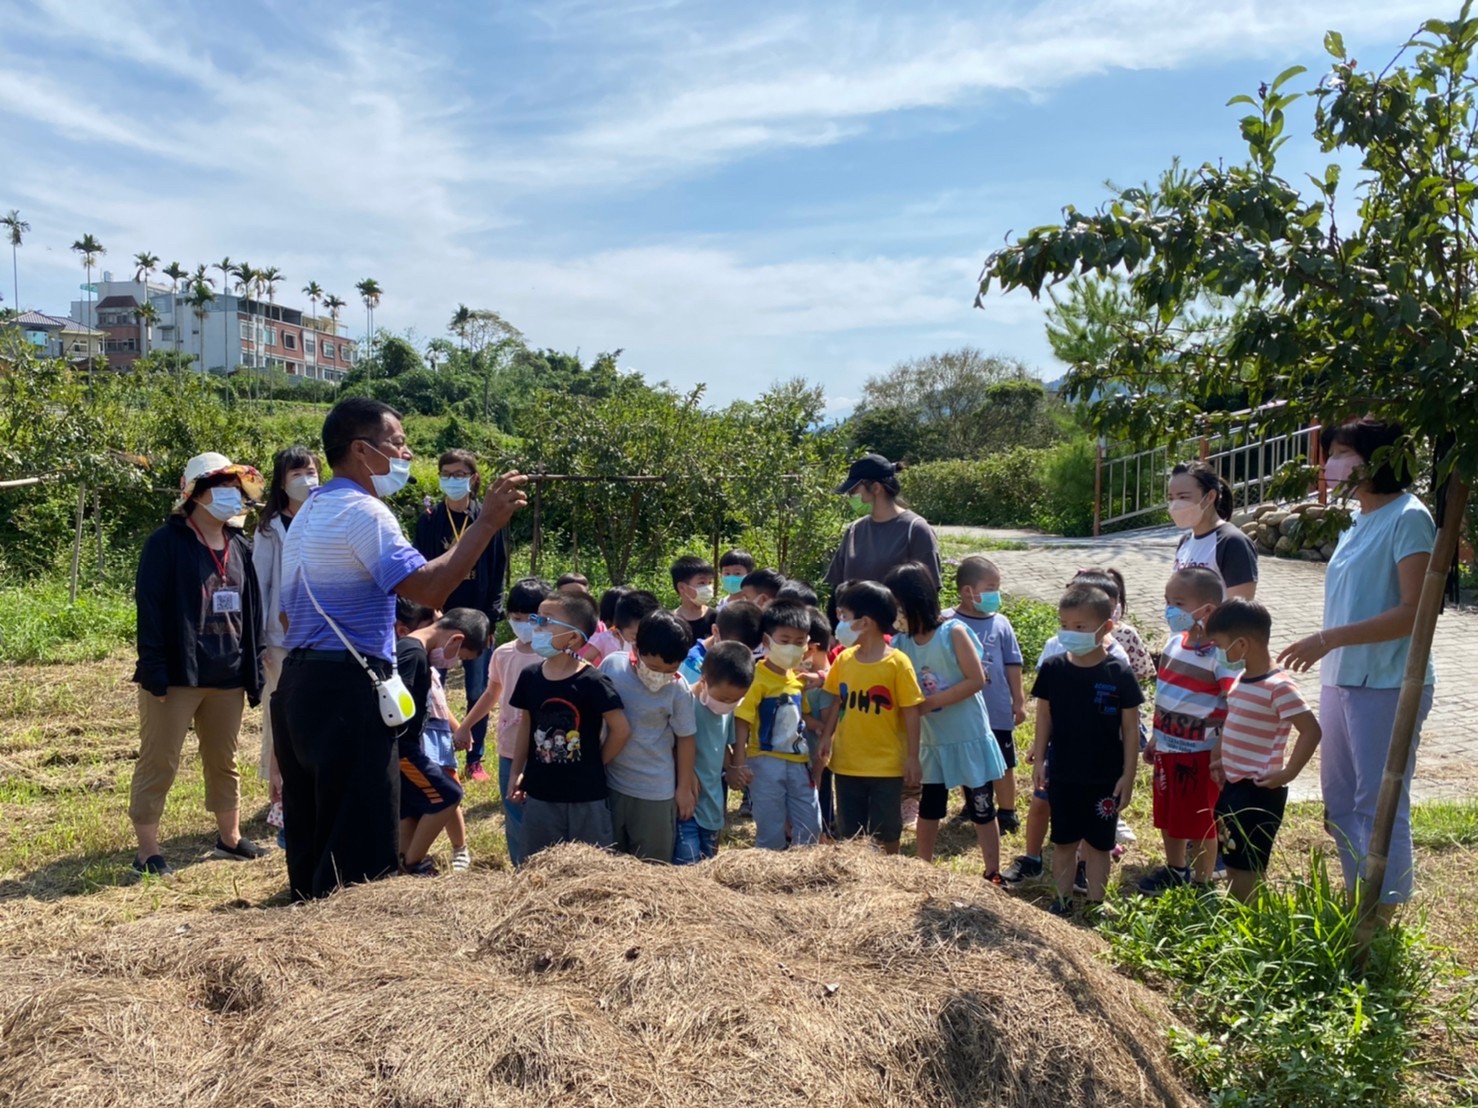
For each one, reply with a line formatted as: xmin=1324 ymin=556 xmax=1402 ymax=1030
xmin=131 ymin=854 xmax=173 ymax=877
xmin=1073 ymin=860 xmax=1088 ymax=895
xmin=213 ymin=836 xmax=267 ymax=861
xmin=996 ymin=810 xmax=1020 ymax=836
xmin=902 ymin=797 xmax=920 ymax=829
xmin=1047 ymin=897 xmax=1074 ymax=918
xmin=1001 ymin=854 xmax=1044 ymax=884
xmin=983 ymin=870 xmax=1006 ymax=887
xmin=451 ymin=847 xmax=472 ymax=872
xmin=1115 ymin=817 xmax=1137 ymax=844
xmin=402 ymin=855 xmax=438 ymax=877
xmin=468 ymin=761 xmax=491 ymax=784
xmin=1213 ymin=851 xmax=1227 ymax=878
xmin=738 ymin=789 xmax=752 ymax=818
xmin=1135 ymin=865 xmax=1190 ymax=895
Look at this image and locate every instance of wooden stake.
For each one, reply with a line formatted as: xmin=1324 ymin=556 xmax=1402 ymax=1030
xmin=69 ymin=483 xmax=85 ymax=605
xmin=1355 ymin=475 xmax=1470 ymax=963
xmin=94 ymin=485 xmax=103 ymax=584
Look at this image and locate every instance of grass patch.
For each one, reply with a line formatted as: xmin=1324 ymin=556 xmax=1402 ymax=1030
xmin=1100 ymin=856 xmax=1451 ymax=1107
xmin=1413 ymin=800 xmax=1478 ymax=849
xmin=0 ymin=582 xmax=135 ymax=664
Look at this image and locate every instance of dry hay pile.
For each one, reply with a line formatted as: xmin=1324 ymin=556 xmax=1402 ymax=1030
xmin=0 ymin=845 xmax=1201 ymax=1107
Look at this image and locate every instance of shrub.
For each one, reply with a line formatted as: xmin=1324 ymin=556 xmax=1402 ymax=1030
xmin=1100 ymin=855 xmax=1444 ymax=1107
xmin=902 ymin=438 xmax=1097 ymax=535
xmin=0 ymin=582 xmax=136 ymax=664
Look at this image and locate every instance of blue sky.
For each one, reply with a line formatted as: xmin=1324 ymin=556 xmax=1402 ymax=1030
xmin=0 ymin=0 xmax=1448 ymax=411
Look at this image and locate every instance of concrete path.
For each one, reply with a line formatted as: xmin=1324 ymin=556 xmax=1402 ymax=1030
xmin=941 ymin=525 xmax=1478 ymax=804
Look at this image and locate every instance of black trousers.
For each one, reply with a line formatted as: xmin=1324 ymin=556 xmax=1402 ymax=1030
xmin=272 ymin=654 xmax=400 ymax=900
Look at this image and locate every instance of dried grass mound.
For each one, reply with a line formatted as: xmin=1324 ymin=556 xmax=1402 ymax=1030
xmin=0 ymin=844 xmax=1201 ymax=1107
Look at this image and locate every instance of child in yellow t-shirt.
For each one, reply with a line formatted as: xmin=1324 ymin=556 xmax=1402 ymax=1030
xmin=818 ymin=581 xmax=924 ymax=854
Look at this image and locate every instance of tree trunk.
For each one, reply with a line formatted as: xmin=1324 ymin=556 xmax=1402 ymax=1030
xmin=1354 ymin=474 xmax=1471 ymax=963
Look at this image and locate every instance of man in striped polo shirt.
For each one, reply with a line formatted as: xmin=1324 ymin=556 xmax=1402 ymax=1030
xmin=272 ymin=397 xmax=526 ymax=900
xmin=1206 ymin=598 xmax=1322 ymax=902
xmin=1138 ymin=566 xmax=1237 ymax=894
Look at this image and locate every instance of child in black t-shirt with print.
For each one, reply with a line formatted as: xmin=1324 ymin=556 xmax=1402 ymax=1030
xmin=508 ymin=590 xmax=631 ymax=861
xmin=1028 ymin=584 xmax=1143 ymax=917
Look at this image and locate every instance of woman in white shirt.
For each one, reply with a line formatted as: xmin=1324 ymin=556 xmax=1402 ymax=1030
xmin=1168 ymin=460 xmax=1259 ymax=600
xmin=253 ymin=446 xmax=320 ymax=827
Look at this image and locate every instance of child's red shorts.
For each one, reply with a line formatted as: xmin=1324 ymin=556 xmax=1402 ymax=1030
xmin=1152 ymin=749 xmax=1220 ymax=840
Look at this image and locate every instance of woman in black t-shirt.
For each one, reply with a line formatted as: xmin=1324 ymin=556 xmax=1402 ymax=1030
xmin=1167 ymin=460 xmax=1258 ymax=601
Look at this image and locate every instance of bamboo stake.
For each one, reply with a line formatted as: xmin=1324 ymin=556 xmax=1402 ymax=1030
xmin=93 ymin=485 xmax=103 ymax=584
xmin=69 ymin=482 xmax=85 ymax=604
xmin=1355 ymin=475 xmax=1471 ymax=963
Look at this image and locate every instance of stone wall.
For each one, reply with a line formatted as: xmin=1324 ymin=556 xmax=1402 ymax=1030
xmin=1234 ymin=500 xmax=1352 ymax=562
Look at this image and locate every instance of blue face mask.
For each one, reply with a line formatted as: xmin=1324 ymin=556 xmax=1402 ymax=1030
xmin=202 ymin=486 xmax=243 ymax=522
xmin=1058 ymin=625 xmax=1104 ymax=656
xmin=1165 ymin=606 xmax=1196 ymax=634
xmin=439 ymin=476 xmax=472 ymax=501
xmin=510 ymin=619 xmax=536 ymax=644
xmin=1215 ymin=644 xmax=1247 ymax=673
xmin=531 ymin=630 xmax=563 ymax=658
xmin=366 ymin=443 xmax=412 ymax=498
xmin=721 ymin=574 xmax=745 ymax=594
xmin=977 ymin=590 xmax=1002 ymax=614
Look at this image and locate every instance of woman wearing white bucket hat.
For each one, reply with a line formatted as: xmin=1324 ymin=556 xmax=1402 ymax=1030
xmin=130 ymin=451 xmax=267 ymax=877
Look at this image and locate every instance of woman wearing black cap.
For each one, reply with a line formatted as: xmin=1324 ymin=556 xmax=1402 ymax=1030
xmin=825 ymin=453 xmax=942 ymax=593
xmin=824 ymin=453 xmax=942 ymax=829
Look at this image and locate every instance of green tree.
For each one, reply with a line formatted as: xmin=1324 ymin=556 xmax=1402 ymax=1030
xmin=302 ymin=280 xmax=323 ymax=378
xmin=134 ymin=300 xmax=158 ymax=360
xmin=355 ymin=278 xmax=382 ymax=361
xmin=70 ymin=234 xmax=105 ymax=370
xmin=852 ymin=347 xmax=1055 ymax=460
xmin=161 ymin=261 xmax=187 ymax=361
xmin=213 ymin=256 xmax=234 ymax=376
xmin=2 ymin=209 xmax=29 ymax=313
xmin=132 ymin=251 xmax=158 ymax=360
xmin=979 ymin=13 xmax=1478 ymax=956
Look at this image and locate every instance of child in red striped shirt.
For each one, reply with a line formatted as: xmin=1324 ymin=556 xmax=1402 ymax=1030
xmin=1206 ymin=598 xmax=1321 ymax=902
xmin=1138 ymin=566 xmax=1238 ymax=894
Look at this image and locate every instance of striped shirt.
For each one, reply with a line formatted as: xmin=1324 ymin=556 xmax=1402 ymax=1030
xmin=1220 ymin=669 xmax=1311 ymax=780
xmin=281 ymin=478 xmax=426 ymax=664
xmin=1152 ymin=632 xmax=1236 ymax=754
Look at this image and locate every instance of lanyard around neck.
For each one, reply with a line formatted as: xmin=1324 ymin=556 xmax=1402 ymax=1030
xmin=188 ymin=517 xmax=230 ymax=580
xmin=445 ymin=502 xmax=471 ymax=544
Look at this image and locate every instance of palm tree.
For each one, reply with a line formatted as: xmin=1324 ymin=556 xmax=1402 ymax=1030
xmin=302 ymin=280 xmax=323 ymax=378
xmin=132 ymin=251 xmax=159 ymax=362
xmin=188 ymin=278 xmax=215 ymax=376
xmin=450 ymin=303 xmax=472 ymax=350
xmin=2 ymin=210 xmax=29 ymax=313
xmin=71 ymin=233 xmax=106 ymax=332
xmin=134 ymin=300 xmax=159 ymax=361
xmin=162 ymin=262 xmax=187 ymax=358
xmin=260 ymin=266 xmax=282 ymax=366
xmin=355 ymin=278 xmax=382 ymax=370
xmin=213 ymin=256 xmax=234 ymax=376
xmin=324 ymin=294 xmax=346 ymax=385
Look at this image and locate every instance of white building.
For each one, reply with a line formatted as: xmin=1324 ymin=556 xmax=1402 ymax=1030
xmin=72 ymin=273 xmax=356 ymax=381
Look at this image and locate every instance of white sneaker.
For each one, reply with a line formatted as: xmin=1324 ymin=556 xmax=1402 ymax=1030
xmin=1115 ymin=817 xmax=1136 ymax=844
xmin=451 ymin=847 xmax=472 ymax=872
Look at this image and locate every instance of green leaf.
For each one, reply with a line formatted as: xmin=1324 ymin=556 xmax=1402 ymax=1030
xmin=1271 ymin=64 xmax=1308 ymax=93
xmin=1226 ymin=93 xmax=1257 ymax=108
xmin=1324 ymin=30 xmax=1346 ymax=59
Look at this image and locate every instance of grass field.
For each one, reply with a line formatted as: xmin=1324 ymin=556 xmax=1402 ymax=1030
xmin=2 ymin=650 xmax=1475 ymax=1100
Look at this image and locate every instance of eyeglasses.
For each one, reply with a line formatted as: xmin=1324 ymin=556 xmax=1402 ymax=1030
xmin=529 ymin=615 xmax=584 ymax=636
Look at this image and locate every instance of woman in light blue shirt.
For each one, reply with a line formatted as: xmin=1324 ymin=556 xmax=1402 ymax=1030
xmin=1279 ymin=418 xmax=1436 ymax=908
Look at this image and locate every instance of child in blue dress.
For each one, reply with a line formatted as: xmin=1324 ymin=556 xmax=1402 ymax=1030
xmin=886 ymin=562 xmax=1007 ymax=881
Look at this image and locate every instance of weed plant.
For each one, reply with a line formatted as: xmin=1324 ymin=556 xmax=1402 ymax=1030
xmin=1100 ymin=854 xmax=1444 ymax=1106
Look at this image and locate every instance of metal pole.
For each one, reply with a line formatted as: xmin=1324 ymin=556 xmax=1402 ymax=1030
xmin=530 ymin=481 xmax=543 ymax=576
xmin=1093 ymin=438 xmax=1104 ymax=537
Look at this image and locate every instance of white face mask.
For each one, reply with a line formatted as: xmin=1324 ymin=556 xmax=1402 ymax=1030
xmin=285 ymin=474 xmax=318 ymax=502
xmin=766 ymin=639 xmax=806 ymax=670
xmin=690 ymin=583 xmax=715 ymax=605
xmin=636 ymin=659 xmax=673 ymax=693
xmin=699 ymin=688 xmax=739 ymax=716
xmin=202 ymin=487 xmax=243 ymax=522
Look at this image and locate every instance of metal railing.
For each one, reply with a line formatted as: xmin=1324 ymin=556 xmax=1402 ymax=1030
xmin=1093 ymin=403 xmax=1325 ymax=535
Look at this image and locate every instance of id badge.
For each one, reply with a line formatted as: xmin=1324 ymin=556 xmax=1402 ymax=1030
xmin=212 ymin=589 xmax=242 ymax=614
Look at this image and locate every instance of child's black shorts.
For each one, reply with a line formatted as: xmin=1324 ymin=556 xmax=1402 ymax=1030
xmin=1046 ymin=778 xmax=1120 ymax=852
xmin=399 ymin=741 xmax=463 ymax=818
xmin=992 ymin=728 xmax=1017 ymax=769
xmin=1215 ymin=778 xmax=1288 ymax=873
xmin=921 ymin=782 xmax=996 ymax=824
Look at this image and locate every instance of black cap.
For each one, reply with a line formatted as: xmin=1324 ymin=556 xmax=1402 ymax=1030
xmin=835 ymin=453 xmax=898 ymax=494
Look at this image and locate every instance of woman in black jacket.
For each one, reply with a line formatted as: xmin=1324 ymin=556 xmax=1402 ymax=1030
xmin=130 ymin=452 xmax=267 ymax=876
